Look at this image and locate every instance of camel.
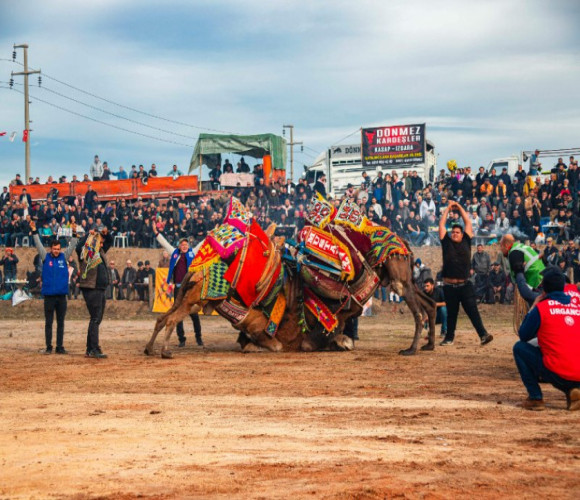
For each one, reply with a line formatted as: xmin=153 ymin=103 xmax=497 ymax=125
xmin=295 ymin=221 xmax=437 ymax=355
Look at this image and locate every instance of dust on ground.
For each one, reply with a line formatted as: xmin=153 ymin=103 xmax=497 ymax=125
xmin=1 ymin=302 xmax=579 ymax=499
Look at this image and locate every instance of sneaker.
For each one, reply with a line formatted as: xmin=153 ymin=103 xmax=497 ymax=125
xmin=39 ymin=347 xmax=52 ymax=355
xmin=55 ymin=347 xmax=68 ymax=355
xmin=87 ymin=349 xmax=108 ymax=359
xmin=440 ymin=331 xmax=447 ymax=338
xmin=522 ymin=398 xmax=546 ymax=411
xmin=480 ymin=334 xmax=494 ymax=346
xmin=178 ymin=340 xmax=186 ymax=348
xmin=440 ymin=339 xmax=454 ymax=346
xmin=566 ymin=387 xmax=580 ymax=411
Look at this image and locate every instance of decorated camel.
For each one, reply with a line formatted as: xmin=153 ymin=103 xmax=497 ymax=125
xmin=144 ymin=196 xmax=436 ymax=357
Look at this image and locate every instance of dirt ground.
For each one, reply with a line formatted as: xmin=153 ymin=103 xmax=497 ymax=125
xmin=1 ymin=301 xmax=579 ymax=500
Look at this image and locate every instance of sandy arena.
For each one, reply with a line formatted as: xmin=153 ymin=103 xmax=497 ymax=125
xmin=1 ymin=299 xmax=579 ymax=500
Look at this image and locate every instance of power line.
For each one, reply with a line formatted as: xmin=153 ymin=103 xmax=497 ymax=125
xmin=331 ymin=127 xmax=361 ymax=147
xmin=4 ymin=57 xmax=236 ymax=134
xmin=0 ymin=85 xmax=195 ymax=148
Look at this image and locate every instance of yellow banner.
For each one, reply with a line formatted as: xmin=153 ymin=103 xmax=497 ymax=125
xmin=152 ymin=268 xmax=218 ymax=315
xmin=153 ymin=268 xmax=173 ymax=313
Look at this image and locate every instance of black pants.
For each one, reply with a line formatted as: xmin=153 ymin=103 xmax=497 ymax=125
xmin=176 ymin=314 xmax=202 ymax=343
xmin=44 ymin=295 xmax=68 ymax=349
xmin=81 ymin=288 xmax=106 ymax=353
xmin=344 ymin=316 xmax=359 ymax=340
xmin=443 ymin=281 xmax=488 ymax=341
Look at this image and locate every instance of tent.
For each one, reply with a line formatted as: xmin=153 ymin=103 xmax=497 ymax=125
xmin=189 ymin=133 xmax=287 ymax=173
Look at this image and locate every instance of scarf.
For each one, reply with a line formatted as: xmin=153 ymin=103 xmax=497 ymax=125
xmin=81 ymin=233 xmax=103 ymax=279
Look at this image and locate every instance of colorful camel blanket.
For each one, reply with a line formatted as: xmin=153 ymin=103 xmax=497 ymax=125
xmin=207 ymin=223 xmax=246 ymax=259
xmin=80 ymin=233 xmax=103 ymax=279
xmin=305 ymin=194 xmax=336 ymax=229
xmin=199 ymin=261 xmax=230 ymax=301
xmin=334 ymin=199 xmax=366 ymax=231
xmin=299 ymin=225 xmax=354 ymax=281
xmin=224 ymin=196 xmax=253 ymax=232
xmin=189 ymin=239 xmax=220 ymax=273
xmin=304 ymin=287 xmax=338 ymax=334
xmin=367 ymin=228 xmax=409 ymax=266
xmin=224 ymin=221 xmax=278 ymax=307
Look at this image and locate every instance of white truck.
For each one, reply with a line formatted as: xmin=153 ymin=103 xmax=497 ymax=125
xmin=305 ymin=140 xmax=437 ymax=198
xmin=487 ymin=148 xmax=580 ymax=178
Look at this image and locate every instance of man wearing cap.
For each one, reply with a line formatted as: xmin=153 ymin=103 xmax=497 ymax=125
xmin=31 ymin=221 xmax=78 ymax=354
xmin=153 ymin=224 xmax=202 ymax=347
xmin=500 ymin=233 xmax=545 ymax=306
xmin=513 ymin=267 xmax=580 ymax=411
xmin=487 ymin=261 xmax=507 ymax=304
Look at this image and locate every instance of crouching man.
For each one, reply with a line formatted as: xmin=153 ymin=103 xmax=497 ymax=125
xmin=513 ymin=267 xmax=580 ymax=411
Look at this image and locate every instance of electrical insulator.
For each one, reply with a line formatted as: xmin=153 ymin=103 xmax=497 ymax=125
xmin=12 ymin=51 xmax=16 ymax=61
xmin=301 ymin=145 xmax=304 ymax=152
xmin=282 ymin=129 xmax=285 ymax=136
xmin=9 ymin=78 xmax=14 ymax=89
xmin=38 ymin=76 xmax=42 ymax=87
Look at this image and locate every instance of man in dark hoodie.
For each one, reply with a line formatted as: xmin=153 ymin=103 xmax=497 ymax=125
xmin=513 ymin=267 xmax=580 ymax=411
xmin=76 ymin=226 xmax=113 ymax=358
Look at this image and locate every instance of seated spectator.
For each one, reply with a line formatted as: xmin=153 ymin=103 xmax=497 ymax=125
xmin=407 ymin=213 xmax=427 ymax=246
xmin=487 ymin=261 xmax=506 ymax=304
xmin=119 ymin=260 xmax=136 ymax=300
xmin=68 ymin=255 xmax=80 ymax=300
xmin=134 ymin=261 xmax=147 ymax=301
xmin=106 ymin=260 xmax=121 ymax=300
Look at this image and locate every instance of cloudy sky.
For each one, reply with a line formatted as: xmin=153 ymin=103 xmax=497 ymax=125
xmin=1 ymin=0 xmax=579 ymax=187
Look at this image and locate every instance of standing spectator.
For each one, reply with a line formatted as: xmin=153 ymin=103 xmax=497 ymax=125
xmin=135 ymin=261 xmax=148 ymax=301
xmin=68 ymin=255 xmax=80 ymax=300
xmin=106 ymin=260 xmax=121 ymax=300
xmin=0 ymin=247 xmax=19 ymax=291
xmin=153 ymin=224 xmax=203 ymax=347
xmin=0 ymin=186 xmax=10 ymax=207
xmin=111 ymin=166 xmax=128 ymax=180
xmin=423 ymin=278 xmax=447 ymax=337
xmin=90 ymin=155 xmax=104 ymax=181
xmin=168 ymin=165 xmax=183 ymax=179
xmin=529 ymin=149 xmax=541 ymax=175
xmin=144 ymin=260 xmax=155 ymax=300
xmin=101 ymin=162 xmax=111 ymax=180
xmin=119 ymin=259 xmax=136 ymax=300
xmin=76 ymin=226 xmax=113 ymax=358
xmin=438 ymin=201 xmax=493 ymax=346
xmin=31 ymin=221 xmax=78 ymax=355
xmin=472 ymin=244 xmax=491 ymax=301
xmin=313 ymin=173 xmax=327 ymax=198
xmin=84 ymin=184 xmax=98 ymax=212
xmin=137 ymin=165 xmax=148 ymax=181
xmin=148 ymin=164 xmax=158 ymax=177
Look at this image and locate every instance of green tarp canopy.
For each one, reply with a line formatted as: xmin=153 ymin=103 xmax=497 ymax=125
xmin=189 ymin=133 xmax=287 ymax=172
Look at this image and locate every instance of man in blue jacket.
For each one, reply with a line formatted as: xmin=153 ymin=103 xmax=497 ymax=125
xmin=31 ymin=221 xmax=78 ymax=354
xmin=153 ymin=224 xmax=203 ymax=347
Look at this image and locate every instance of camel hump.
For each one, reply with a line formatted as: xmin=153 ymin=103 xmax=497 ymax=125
xmin=265 ymin=223 xmax=277 ymax=238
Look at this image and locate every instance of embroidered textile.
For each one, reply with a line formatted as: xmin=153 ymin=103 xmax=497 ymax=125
xmin=264 ymin=292 xmax=287 ymax=337
xmin=299 ymin=225 xmax=354 ymax=281
xmin=200 ymin=261 xmax=230 ymax=300
xmin=80 ymin=233 xmax=103 ymax=279
xmin=305 ymin=194 xmax=336 ymax=229
xmin=304 ymin=287 xmax=338 ymax=334
xmin=367 ymin=228 xmax=409 ymax=266
xmin=334 ymin=199 xmax=366 ymax=231
xmin=215 ymin=298 xmax=249 ymax=325
xmin=207 ymin=223 xmax=246 ymax=259
xmin=224 ymin=196 xmax=253 ymax=232
xmin=189 ymin=240 xmax=220 ymax=273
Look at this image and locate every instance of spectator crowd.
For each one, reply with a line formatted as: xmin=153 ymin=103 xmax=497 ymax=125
xmin=1 ymin=152 xmax=580 ymax=299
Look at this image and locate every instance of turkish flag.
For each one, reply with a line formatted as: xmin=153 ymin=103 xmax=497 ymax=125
xmin=22 ymin=130 xmax=29 ymax=142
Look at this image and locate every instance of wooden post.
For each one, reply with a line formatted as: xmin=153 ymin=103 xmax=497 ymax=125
xmin=199 ymin=154 xmax=202 ymax=192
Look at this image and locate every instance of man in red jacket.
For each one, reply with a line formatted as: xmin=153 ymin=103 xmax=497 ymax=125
xmin=513 ymin=267 xmax=580 ymax=411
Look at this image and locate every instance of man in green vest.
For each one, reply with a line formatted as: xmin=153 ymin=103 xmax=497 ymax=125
xmin=500 ymin=234 xmax=545 ymax=305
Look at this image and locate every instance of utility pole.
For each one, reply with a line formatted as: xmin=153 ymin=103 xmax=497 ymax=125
xmin=11 ymin=44 xmax=41 ymax=182
xmin=283 ymin=125 xmax=302 ymax=182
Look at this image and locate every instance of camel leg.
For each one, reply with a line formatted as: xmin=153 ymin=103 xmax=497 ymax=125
xmin=398 ymin=282 xmax=425 ymax=356
xmin=417 ymin=289 xmax=437 ymax=351
xmin=144 ymin=314 xmax=168 ymax=356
